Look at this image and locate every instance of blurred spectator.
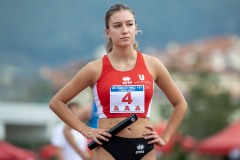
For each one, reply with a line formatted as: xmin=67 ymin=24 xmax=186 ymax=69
xmin=88 ymin=102 xmax=99 ymax=129
xmin=229 ymin=148 xmax=240 ymax=160
xmin=51 ymin=102 xmax=91 ymax=160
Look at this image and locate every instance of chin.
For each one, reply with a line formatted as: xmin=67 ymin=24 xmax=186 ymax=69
xmin=119 ymin=42 xmax=133 ymax=47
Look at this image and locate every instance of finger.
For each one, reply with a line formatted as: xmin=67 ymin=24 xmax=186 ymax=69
xmin=144 ymin=134 xmax=156 ymax=140
xmin=143 ymin=131 xmax=158 ymax=137
xmin=142 ymin=131 xmax=153 ymax=136
xmin=100 ymin=129 xmax=112 ymax=137
xmin=101 ymin=131 xmax=112 ymax=137
xmin=145 ymin=125 xmax=155 ymax=131
xmin=97 ymin=135 xmax=109 ymax=142
xmin=94 ymin=138 xmax=103 ymax=145
xmin=148 ymin=139 xmax=158 ymax=144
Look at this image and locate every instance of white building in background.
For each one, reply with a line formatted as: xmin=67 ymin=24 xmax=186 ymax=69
xmin=0 ymin=101 xmax=59 ymax=142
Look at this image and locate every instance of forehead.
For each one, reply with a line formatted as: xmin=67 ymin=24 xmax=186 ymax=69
xmin=109 ymin=10 xmax=135 ymax=23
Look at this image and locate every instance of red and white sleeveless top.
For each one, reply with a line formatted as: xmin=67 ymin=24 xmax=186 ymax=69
xmin=92 ymin=51 xmax=154 ymax=118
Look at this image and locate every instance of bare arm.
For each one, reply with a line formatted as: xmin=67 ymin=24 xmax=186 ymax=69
xmin=155 ymin=59 xmax=187 ymax=142
xmin=143 ymin=55 xmax=188 ymax=146
xmin=49 ymin=60 xmax=111 ymax=144
xmin=49 ymin=62 xmax=97 ymax=136
xmin=63 ymin=125 xmax=91 ymax=160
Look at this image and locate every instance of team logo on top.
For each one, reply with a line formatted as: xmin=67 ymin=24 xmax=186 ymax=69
xmin=122 ymin=76 xmax=132 ymax=84
xmin=138 ymin=74 xmax=145 ymax=80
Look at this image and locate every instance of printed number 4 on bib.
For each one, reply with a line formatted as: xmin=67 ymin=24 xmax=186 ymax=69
xmin=110 ymin=85 xmax=145 ymax=113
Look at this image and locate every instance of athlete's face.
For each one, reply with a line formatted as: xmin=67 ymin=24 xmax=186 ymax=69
xmin=105 ymin=10 xmax=137 ymax=49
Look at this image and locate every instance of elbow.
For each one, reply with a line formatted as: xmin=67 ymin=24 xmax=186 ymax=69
xmin=174 ymin=100 xmax=188 ymax=114
xmin=182 ymin=100 xmax=188 ymax=114
xmin=49 ymin=98 xmax=58 ymax=112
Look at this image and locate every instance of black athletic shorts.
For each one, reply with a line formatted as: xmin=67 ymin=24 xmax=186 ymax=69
xmin=101 ymin=136 xmax=154 ymax=160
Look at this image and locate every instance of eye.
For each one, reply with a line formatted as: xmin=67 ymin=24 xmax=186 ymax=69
xmin=114 ymin=24 xmax=121 ymax=28
xmin=128 ymin=23 xmax=133 ymax=26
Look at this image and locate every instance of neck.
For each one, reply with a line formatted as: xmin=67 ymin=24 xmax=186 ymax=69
xmin=108 ymin=47 xmax=138 ymax=71
xmin=110 ymin=46 xmax=136 ymax=59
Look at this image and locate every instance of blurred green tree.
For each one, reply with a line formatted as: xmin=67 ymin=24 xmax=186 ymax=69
xmin=181 ymin=72 xmax=237 ymax=139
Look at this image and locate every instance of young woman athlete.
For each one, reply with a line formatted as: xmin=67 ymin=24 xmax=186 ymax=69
xmin=49 ymin=4 xmax=188 ymax=160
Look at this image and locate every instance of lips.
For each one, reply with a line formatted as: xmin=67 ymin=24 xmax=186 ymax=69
xmin=121 ymin=37 xmax=130 ymax=40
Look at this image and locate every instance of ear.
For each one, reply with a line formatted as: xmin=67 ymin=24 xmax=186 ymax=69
xmin=105 ymin=28 xmax=110 ymax=39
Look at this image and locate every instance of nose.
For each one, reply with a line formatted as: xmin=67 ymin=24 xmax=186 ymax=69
xmin=121 ymin=25 xmax=128 ymax=34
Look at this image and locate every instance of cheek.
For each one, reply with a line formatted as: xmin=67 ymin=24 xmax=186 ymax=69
xmin=131 ymin=27 xmax=137 ymax=34
xmin=109 ymin=31 xmax=119 ymax=38
xmin=130 ymin=31 xmax=137 ymax=39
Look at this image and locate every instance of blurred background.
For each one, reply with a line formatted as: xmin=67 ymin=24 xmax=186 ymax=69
xmin=0 ymin=0 xmax=240 ymax=160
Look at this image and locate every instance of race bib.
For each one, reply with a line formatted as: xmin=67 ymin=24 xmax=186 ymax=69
xmin=110 ymin=85 xmax=145 ymax=113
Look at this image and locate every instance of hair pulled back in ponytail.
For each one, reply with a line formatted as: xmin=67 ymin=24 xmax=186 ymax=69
xmin=105 ymin=4 xmax=139 ymax=53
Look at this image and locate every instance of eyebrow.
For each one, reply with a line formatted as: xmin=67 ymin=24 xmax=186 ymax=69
xmin=112 ymin=20 xmax=134 ymax=25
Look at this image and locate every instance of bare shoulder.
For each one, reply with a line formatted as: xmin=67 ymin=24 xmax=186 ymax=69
xmin=142 ymin=53 xmax=163 ymax=66
xmin=142 ymin=53 xmax=168 ymax=80
xmin=82 ymin=58 xmax=102 ymax=85
xmin=142 ymin=53 xmax=165 ymax=69
xmin=85 ymin=58 xmax=102 ymax=73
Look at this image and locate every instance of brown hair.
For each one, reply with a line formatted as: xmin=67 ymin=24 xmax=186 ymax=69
xmin=105 ymin=4 xmax=138 ymax=53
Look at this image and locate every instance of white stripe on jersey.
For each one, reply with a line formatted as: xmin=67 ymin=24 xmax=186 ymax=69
xmin=92 ymin=84 xmax=107 ymax=118
xmin=146 ymin=99 xmax=152 ymax=117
